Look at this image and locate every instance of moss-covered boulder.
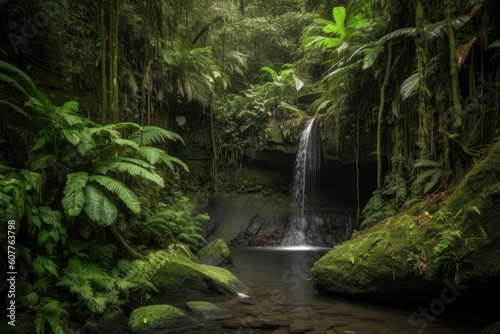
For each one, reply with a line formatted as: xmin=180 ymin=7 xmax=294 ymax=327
xmin=185 ymin=301 xmax=228 ymax=320
xmin=153 ymin=253 xmax=248 ymax=295
xmin=128 ymin=305 xmax=200 ymax=333
xmin=312 ymin=142 xmax=500 ymax=309
xmin=196 ymin=238 xmax=233 ymax=267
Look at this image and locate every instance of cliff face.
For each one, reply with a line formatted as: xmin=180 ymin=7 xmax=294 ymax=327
xmin=311 ymin=141 xmax=500 ymax=322
xmin=178 ymin=115 xmax=378 ymax=247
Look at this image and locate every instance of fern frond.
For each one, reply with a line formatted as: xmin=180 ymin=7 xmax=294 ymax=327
xmin=414 ymin=159 xmax=442 ymax=168
xmin=88 ymin=175 xmax=141 ymax=214
xmin=135 ymin=146 xmax=189 ymax=172
xmin=96 ymin=158 xmax=165 ymax=188
xmin=62 ymin=172 xmax=88 ymax=218
xmin=83 ymin=184 xmax=118 ymax=226
xmin=129 ymin=126 xmax=184 ymax=145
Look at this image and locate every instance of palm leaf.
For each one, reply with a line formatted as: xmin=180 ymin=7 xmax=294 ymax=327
xmin=62 ymin=172 xmax=88 ymax=218
xmin=88 ymin=175 xmax=141 ymax=214
xmin=83 ymin=183 xmax=118 ymax=226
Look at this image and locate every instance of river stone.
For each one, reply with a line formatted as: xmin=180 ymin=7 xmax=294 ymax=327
xmin=185 ymin=301 xmax=228 ymax=320
xmin=153 ymin=252 xmax=249 ymax=295
xmin=197 ymin=238 xmax=233 ymax=267
xmin=247 ymin=316 xmax=281 ymax=330
xmin=289 ymin=319 xmax=315 ymax=333
xmin=128 ymin=304 xmax=199 ymax=333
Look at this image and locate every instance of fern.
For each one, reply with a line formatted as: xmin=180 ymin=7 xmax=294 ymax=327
xmin=88 ymin=175 xmax=141 ymax=214
xmin=129 ymin=126 xmax=185 ymax=146
xmin=62 ymin=172 xmax=88 ymax=218
xmin=96 ymin=158 xmax=164 ymax=187
xmin=83 ymin=184 xmax=118 ymax=226
xmin=136 ymin=146 xmax=189 ymax=172
xmin=413 ymin=159 xmax=443 ymax=194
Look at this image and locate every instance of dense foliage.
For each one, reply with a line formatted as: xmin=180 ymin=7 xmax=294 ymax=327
xmin=0 ymin=0 xmax=499 ymax=332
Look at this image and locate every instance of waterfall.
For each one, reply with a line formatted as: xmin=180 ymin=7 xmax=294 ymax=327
xmin=282 ymin=118 xmax=321 ymax=246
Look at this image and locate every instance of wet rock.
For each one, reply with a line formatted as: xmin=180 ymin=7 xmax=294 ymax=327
xmin=222 ymin=318 xmax=241 ymax=329
xmin=289 ymin=319 xmax=315 ymax=333
xmin=153 ymin=252 xmax=249 ymax=295
xmin=483 ymin=321 xmax=500 ymax=334
xmin=247 ymin=316 xmax=282 ymax=330
xmin=79 ymin=307 xmax=124 ymax=334
xmin=196 ymin=238 xmax=233 ymax=267
xmin=185 ymin=301 xmax=228 ymax=320
xmin=128 ymin=305 xmax=200 ymax=333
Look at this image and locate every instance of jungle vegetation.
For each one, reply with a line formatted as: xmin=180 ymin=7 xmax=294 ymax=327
xmin=0 ymin=0 xmax=499 ymax=333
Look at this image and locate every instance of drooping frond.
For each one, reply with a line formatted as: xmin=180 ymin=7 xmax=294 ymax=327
xmin=136 ymin=146 xmax=189 ymax=172
xmin=62 ymin=172 xmax=88 ymax=218
xmin=401 ymin=72 xmax=419 ymax=101
xmin=96 ymin=158 xmax=165 ymax=187
xmin=129 ymin=126 xmax=185 ymax=145
xmin=83 ymin=183 xmax=118 ymax=227
xmin=88 ymin=175 xmax=141 ymax=215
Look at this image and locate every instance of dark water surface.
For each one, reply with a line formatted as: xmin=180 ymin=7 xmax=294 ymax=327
xmin=112 ymin=247 xmax=483 ymax=333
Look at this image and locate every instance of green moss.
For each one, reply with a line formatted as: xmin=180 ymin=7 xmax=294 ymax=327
xmin=128 ymin=305 xmax=199 ymax=333
xmin=312 ymin=142 xmax=500 ymax=296
xmin=197 ymin=238 xmax=232 ymax=266
xmin=154 ymin=253 xmax=247 ymax=295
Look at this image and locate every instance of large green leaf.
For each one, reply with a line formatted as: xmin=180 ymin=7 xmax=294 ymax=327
xmin=83 ymin=184 xmax=118 ymax=226
xmin=62 ymin=172 xmax=88 ymax=218
xmin=88 ymin=175 xmax=141 ymax=214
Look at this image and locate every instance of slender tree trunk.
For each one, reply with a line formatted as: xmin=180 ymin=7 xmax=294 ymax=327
xmin=209 ymin=106 xmax=217 ymax=207
xmin=376 ymin=41 xmax=393 ymax=189
xmin=108 ymin=0 xmax=120 ymax=124
xmin=110 ymin=224 xmax=146 ymax=260
xmin=356 ymin=106 xmax=360 ymax=221
xmin=100 ymin=0 xmax=108 ymax=125
xmin=415 ymin=0 xmax=431 ymax=159
xmin=445 ymin=0 xmax=462 ymax=128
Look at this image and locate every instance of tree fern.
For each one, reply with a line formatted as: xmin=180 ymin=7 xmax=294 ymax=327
xmin=88 ymin=174 xmax=142 ymax=215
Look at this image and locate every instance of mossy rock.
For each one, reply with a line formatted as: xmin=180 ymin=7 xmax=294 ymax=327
xmin=312 ymin=142 xmax=500 ymax=303
xmin=196 ymin=238 xmax=233 ymax=267
xmin=128 ymin=305 xmax=200 ymax=333
xmin=153 ymin=253 xmax=248 ymax=295
xmin=185 ymin=301 xmax=228 ymax=320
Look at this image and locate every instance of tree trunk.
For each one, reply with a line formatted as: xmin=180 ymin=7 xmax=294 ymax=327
xmin=109 ymin=0 xmax=120 ymax=124
xmin=376 ymin=41 xmax=393 ymax=189
xmin=100 ymin=0 xmax=108 ymax=125
xmin=445 ymin=0 xmax=462 ymax=128
xmin=209 ymin=106 xmax=217 ymax=207
xmin=415 ymin=0 xmax=432 ymax=159
xmin=109 ymin=223 xmax=146 ymax=260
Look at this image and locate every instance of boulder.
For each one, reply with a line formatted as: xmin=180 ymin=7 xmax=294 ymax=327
xmin=311 ymin=141 xmax=500 ymax=312
xmin=153 ymin=253 xmax=249 ymax=295
xmin=185 ymin=301 xmax=228 ymax=320
xmin=196 ymin=238 xmax=233 ymax=267
xmin=128 ymin=305 xmax=199 ymax=333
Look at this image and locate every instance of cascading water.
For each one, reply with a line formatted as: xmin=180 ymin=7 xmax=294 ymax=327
xmin=282 ymin=118 xmax=321 ymax=246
